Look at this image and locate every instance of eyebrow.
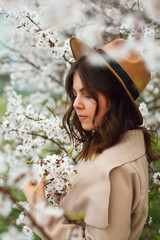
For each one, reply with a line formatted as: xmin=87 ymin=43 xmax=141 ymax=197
xmin=72 ymin=87 xmax=85 ymax=93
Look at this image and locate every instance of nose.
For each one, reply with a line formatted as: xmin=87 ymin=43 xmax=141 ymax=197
xmin=73 ymin=96 xmax=84 ymax=109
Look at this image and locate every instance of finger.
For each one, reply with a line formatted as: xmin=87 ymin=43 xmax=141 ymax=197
xmin=37 ymin=179 xmax=45 ymax=188
xmin=23 ymin=182 xmax=36 ymax=193
xmin=30 ymin=181 xmax=38 ymax=186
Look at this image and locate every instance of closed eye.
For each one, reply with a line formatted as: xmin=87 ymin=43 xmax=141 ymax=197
xmin=84 ymin=94 xmax=91 ymax=98
xmin=72 ymin=88 xmax=92 ymax=99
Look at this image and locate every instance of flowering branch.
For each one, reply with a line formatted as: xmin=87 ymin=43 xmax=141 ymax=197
xmin=26 ymin=15 xmax=42 ymax=31
xmin=0 ymin=40 xmax=64 ymax=87
xmin=0 ymin=186 xmax=53 ymax=240
xmin=24 ymin=14 xmax=73 ymax=67
xmin=28 ymin=131 xmax=68 ymax=153
xmin=0 ymin=123 xmax=68 ymax=154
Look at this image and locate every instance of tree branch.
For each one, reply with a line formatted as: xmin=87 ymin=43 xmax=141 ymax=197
xmin=0 ymin=121 xmax=68 ymax=153
xmin=63 ymin=52 xmax=72 ymax=65
xmin=28 ymin=131 xmax=68 ymax=153
xmin=0 ymin=40 xmax=64 ymax=87
xmin=26 ymin=16 xmax=42 ymax=31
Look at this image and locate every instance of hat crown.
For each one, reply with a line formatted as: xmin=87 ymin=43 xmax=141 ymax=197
xmin=101 ymin=39 xmax=151 ymax=94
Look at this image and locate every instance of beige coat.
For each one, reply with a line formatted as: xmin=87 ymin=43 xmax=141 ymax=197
xmin=25 ymin=129 xmax=149 ymax=240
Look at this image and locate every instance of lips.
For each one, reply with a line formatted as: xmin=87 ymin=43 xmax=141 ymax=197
xmin=78 ymin=115 xmax=87 ymax=121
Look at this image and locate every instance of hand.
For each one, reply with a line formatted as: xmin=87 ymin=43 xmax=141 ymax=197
xmin=23 ymin=180 xmax=45 ymax=206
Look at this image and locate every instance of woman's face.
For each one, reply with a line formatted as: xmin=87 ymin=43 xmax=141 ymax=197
xmin=73 ymin=71 xmax=109 ymax=131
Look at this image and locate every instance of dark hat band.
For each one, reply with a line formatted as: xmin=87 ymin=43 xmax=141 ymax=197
xmin=97 ymin=49 xmax=139 ymax=100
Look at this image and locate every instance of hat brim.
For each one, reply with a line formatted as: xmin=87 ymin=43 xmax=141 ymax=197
xmin=70 ymin=36 xmax=143 ymax=125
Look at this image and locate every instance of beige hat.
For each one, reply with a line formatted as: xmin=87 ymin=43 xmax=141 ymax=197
xmin=69 ymin=37 xmax=151 ymax=125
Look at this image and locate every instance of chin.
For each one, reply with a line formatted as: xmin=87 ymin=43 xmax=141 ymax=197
xmin=81 ymin=124 xmax=94 ymax=131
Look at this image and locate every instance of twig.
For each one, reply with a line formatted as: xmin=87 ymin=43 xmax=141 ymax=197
xmin=63 ymin=52 xmax=72 ymax=65
xmin=137 ymin=0 xmax=140 ymax=11
xmin=29 ymin=131 xmax=68 ymax=153
xmin=26 ymin=15 xmax=42 ymax=31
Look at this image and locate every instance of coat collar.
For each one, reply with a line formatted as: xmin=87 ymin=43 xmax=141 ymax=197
xmin=88 ymin=129 xmax=146 ymax=169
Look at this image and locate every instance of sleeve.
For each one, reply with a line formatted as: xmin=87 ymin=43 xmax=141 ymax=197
xmin=24 ymin=163 xmax=140 ymax=240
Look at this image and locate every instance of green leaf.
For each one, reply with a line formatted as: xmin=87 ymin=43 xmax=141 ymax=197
xmin=24 ymin=161 xmax=30 ymax=164
xmin=63 ymin=187 xmax=67 ymax=196
xmin=24 ymin=160 xmax=33 ymax=165
xmin=67 ymin=148 xmax=73 ymax=157
xmin=74 ymin=170 xmax=78 ymax=175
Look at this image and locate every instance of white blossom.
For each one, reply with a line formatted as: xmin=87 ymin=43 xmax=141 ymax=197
xmin=0 ymin=179 xmax=5 ymax=186
xmin=0 ymin=226 xmax=32 ymax=240
xmin=139 ymin=102 xmax=148 ymax=117
xmin=153 ymin=172 xmax=160 ymax=185
xmin=0 ymin=152 xmax=8 ymax=174
xmin=148 ymin=216 xmax=153 ymax=225
xmin=16 ymin=212 xmax=26 ymax=225
xmin=78 ymin=25 xmax=102 ymax=47
xmin=143 ymin=0 xmax=160 ymax=17
xmin=39 ymin=0 xmax=82 ymax=30
xmin=32 ymin=154 xmax=76 ymax=205
xmin=70 ymin=228 xmax=79 ymax=240
xmin=52 ymin=46 xmax=65 ymax=58
xmin=22 ymin=226 xmax=33 ymax=238
xmin=0 ymin=193 xmax=12 ymax=217
xmin=33 ymin=198 xmax=64 ymax=225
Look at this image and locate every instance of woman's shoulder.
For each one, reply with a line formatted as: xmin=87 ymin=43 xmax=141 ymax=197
xmin=109 ymin=155 xmax=148 ymax=185
xmin=90 ymin=129 xmax=146 ymax=172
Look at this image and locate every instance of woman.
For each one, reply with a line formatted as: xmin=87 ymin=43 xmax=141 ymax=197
xmin=23 ymin=37 xmax=156 ymax=240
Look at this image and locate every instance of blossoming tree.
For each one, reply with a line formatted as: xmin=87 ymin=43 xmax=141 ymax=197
xmin=0 ymin=0 xmax=160 ymax=239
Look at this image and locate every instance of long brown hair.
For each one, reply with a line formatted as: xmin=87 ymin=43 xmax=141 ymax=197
xmin=63 ymin=55 xmax=157 ymax=162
